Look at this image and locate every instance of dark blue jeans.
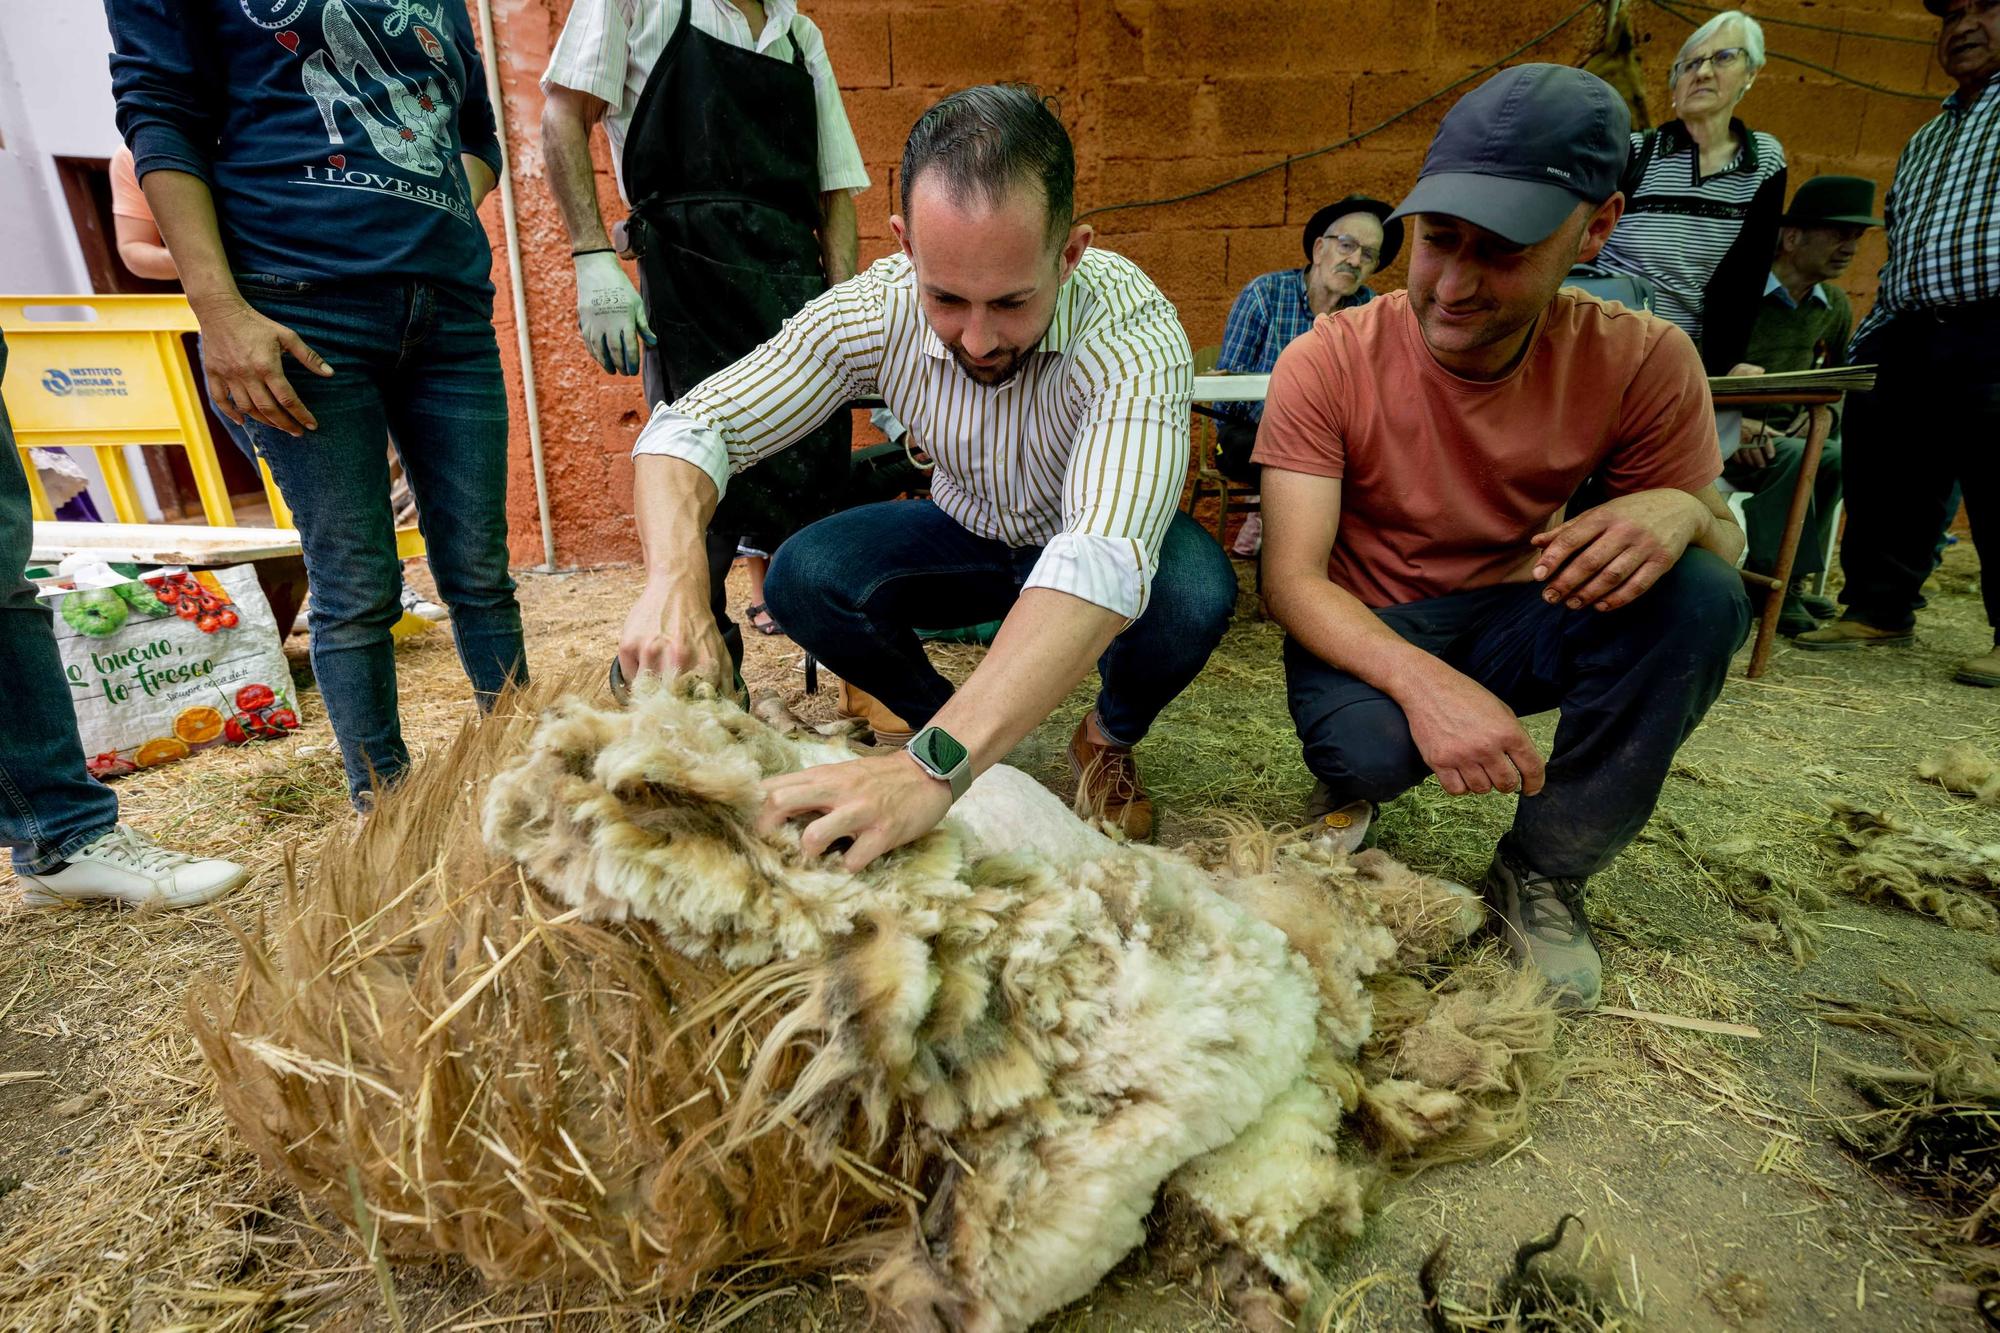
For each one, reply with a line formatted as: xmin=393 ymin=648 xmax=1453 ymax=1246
xmin=232 ymin=279 xmax=525 ymax=802
xmin=1286 ymin=550 xmax=1749 ymax=879
xmin=764 ymin=501 xmax=1237 ymax=745
xmin=0 ymin=332 xmax=122 ymax=872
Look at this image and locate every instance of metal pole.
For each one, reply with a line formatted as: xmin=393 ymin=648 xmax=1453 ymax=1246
xmin=474 ymin=0 xmax=559 ymax=573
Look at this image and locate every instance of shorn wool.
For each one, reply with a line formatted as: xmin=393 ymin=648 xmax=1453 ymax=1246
xmin=193 ymin=680 xmax=1530 ymax=1330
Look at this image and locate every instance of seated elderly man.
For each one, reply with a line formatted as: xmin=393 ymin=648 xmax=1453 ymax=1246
xmin=1728 ymin=176 xmax=1877 ymax=636
xmin=1212 ymin=196 xmax=1402 ymax=552
xmin=1256 ymin=65 xmax=1750 ymax=1011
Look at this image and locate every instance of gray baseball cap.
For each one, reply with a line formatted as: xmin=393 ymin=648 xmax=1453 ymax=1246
xmin=1388 ymin=64 xmax=1632 ymax=246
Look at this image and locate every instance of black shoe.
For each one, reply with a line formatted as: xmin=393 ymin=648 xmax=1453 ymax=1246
xmin=1791 ymin=581 xmax=1839 ymax=620
xmin=1776 ymin=592 xmax=1822 ymax=638
xmin=1480 ymin=852 xmax=1601 ymax=1012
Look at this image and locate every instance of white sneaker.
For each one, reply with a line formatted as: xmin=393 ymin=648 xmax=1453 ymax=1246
xmin=18 ymin=825 xmax=246 ymax=908
xmin=399 ymin=584 xmax=450 ymax=622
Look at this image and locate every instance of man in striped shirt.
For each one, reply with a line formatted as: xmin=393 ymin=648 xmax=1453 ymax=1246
xmin=618 ymin=85 xmax=1236 ymax=866
xmin=1796 ymin=0 xmax=2000 ymax=687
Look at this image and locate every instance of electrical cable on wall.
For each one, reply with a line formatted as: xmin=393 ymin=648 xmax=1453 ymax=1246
xmin=1077 ymin=0 xmax=1937 ymax=226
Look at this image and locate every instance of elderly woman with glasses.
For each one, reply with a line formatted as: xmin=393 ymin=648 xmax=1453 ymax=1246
xmin=1596 ymin=9 xmax=1787 ymax=374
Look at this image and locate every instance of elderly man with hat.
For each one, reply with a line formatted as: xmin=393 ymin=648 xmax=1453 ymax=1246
xmin=1726 ymin=176 xmax=1881 ymax=636
xmin=1797 ymin=0 xmax=2000 ymax=684
xmin=1211 ymin=196 xmax=1401 ymax=553
xmin=1254 ymin=65 xmax=1750 ymax=1011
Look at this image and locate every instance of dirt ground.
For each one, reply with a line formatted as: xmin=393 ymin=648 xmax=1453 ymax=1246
xmin=0 ymin=541 xmax=1994 ymax=1332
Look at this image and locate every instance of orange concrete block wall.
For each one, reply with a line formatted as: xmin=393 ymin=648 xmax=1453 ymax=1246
xmin=479 ymin=0 xmax=1954 ymax=568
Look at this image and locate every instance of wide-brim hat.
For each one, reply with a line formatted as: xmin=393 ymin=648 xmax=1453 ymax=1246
xmin=1302 ymin=194 xmax=1403 ymax=269
xmin=1782 ymin=174 xmax=1883 ymax=227
xmin=1922 ymin=0 xmax=1954 ymax=14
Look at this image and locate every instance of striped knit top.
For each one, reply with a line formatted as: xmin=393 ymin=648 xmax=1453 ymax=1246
xmin=1596 ymin=119 xmax=1788 ymax=371
xmin=633 ymin=247 xmax=1194 ymax=621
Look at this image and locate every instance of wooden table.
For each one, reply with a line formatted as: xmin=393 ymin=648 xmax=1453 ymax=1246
xmin=1709 ymin=390 xmax=1840 ymax=679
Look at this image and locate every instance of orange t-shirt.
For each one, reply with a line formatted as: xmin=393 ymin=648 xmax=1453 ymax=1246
xmin=1252 ymin=289 xmax=1719 ymax=609
xmin=109 ymin=146 xmax=153 ymax=223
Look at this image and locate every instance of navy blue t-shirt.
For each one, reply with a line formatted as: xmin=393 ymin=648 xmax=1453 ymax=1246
xmin=106 ymin=0 xmax=501 ymax=295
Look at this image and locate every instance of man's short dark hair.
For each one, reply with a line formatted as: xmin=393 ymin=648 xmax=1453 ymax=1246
xmin=900 ymin=85 xmax=1076 ymax=244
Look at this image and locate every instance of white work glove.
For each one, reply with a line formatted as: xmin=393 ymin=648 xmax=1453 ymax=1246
xmin=574 ymin=250 xmax=653 ymax=376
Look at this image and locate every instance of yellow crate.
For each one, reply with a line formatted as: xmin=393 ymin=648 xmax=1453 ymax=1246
xmin=2 ymin=295 xmax=422 ymax=557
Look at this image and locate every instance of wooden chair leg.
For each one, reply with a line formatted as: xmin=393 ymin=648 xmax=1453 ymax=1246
xmin=1746 ymin=406 xmax=1830 ymax=679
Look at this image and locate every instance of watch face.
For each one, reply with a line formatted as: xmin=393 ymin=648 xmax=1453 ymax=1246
xmin=918 ymin=727 xmax=967 ymax=775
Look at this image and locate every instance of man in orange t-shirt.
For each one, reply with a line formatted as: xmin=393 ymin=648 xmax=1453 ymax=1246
xmin=1255 ymin=65 xmax=1750 ymax=1012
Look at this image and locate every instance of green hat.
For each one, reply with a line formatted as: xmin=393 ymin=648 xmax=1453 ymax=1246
xmin=1781 ymin=175 xmax=1882 ymax=228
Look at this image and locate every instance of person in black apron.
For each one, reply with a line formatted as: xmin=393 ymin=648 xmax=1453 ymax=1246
xmin=622 ymin=1 xmax=852 ymax=676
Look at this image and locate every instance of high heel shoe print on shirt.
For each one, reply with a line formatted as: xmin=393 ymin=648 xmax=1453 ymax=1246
xmin=302 ymin=0 xmax=455 ymax=178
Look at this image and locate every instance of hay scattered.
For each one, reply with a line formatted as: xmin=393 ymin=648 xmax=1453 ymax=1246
xmin=1824 ymin=802 xmax=2000 ymax=932
xmin=1653 ymin=816 xmax=1827 ymax=963
xmin=1816 ymin=982 xmax=2000 ymax=1298
xmin=1919 ymin=745 xmax=2000 ymax=805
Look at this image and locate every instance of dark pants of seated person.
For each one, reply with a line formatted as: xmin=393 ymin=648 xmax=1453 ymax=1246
xmin=765 ymin=499 xmax=1238 ymax=745
xmin=1724 ymin=433 xmax=1843 ymax=579
xmin=1285 ymin=550 xmax=1749 ymax=880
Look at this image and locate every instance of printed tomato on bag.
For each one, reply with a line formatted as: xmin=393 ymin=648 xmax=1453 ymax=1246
xmin=43 ymin=564 xmax=301 ymax=778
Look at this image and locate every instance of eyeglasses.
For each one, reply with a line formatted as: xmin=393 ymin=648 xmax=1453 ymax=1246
xmin=1318 ymin=232 xmax=1382 ymax=266
xmin=1671 ymin=46 xmax=1748 ymax=80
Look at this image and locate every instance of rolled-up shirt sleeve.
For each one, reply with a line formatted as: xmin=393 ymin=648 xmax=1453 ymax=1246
xmin=631 ymin=267 xmax=888 ymax=499
xmin=1025 ymin=297 xmax=1193 ymax=622
xmin=105 ymin=0 xmax=217 ymax=184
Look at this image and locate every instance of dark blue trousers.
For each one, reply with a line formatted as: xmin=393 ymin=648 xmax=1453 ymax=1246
xmin=766 ymin=500 xmax=1237 ymax=745
xmin=1286 ymin=550 xmax=1749 ymax=879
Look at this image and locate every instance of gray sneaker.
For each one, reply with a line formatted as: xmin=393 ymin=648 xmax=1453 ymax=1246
xmin=1480 ymin=852 xmax=1601 ymax=1012
xmin=1304 ymin=781 xmax=1376 ymax=854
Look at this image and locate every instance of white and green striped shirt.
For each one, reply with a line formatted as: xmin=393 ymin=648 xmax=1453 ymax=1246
xmin=633 ymin=247 xmax=1194 ymax=620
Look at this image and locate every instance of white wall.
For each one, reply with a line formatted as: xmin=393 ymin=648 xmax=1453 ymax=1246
xmin=0 ymin=3 xmax=123 ymax=294
xmin=1 ymin=4 xmax=162 ymax=518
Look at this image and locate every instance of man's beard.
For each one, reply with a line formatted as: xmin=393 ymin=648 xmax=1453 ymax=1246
xmin=949 ymin=345 xmax=1026 ymax=385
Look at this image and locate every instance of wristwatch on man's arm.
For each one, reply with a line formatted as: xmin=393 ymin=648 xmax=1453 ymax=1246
xmin=905 ymin=724 xmax=972 ymax=801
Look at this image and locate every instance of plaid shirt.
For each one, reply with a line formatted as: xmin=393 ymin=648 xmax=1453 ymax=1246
xmin=1214 ymin=268 xmax=1374 ymax=422
xmin=1852 ymin=73 xmax=2000 ymax=348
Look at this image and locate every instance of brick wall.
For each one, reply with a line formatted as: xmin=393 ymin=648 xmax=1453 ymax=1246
xmin=482 ymin=0 xmax=1955 ymax=567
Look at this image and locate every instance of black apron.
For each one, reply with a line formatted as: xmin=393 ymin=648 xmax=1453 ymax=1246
xmin=622 ymin=1 xmax=849 ymax=547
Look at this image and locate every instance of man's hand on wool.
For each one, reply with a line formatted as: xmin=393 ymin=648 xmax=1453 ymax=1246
xmin=1530 ymin=489 xmax=1710 ymax=613
xmin=1401 ymin=662 xmax=1546 ymax=798
xmin=757 ymin=753 xmax=955 ymax=871
xmin=618 ymin=576 xmax=734 ymax=691
xmin=192 ymin=294 xmax=333 ymax=436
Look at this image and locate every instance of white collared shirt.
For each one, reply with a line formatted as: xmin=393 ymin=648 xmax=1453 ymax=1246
xmin=632 ymin=249 xmax=1194 ymax=621
xmin=541 ymin=0 xmax=870 ymax=203
xmin=1762 ymin=270 xmax=1830 ymax=310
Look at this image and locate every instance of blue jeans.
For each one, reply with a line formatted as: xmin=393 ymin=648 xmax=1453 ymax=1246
xmin=232 ymin=279 xmax=525 ymax=802
xmin=0 ymin=332 xmax=122 ymax=871
xmin=1286 ymin=551 xmax=1749 ymax=879
xmin=764 ymin=501 xmax=1237 ymax=744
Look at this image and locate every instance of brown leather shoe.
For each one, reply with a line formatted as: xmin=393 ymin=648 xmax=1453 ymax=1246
xmin=837 ymin=680 xmax=916 ymax=746
xmin=1794 ymin=617 xmax=1915 ymax=651
xmin=1068 ymin=712 xmax=1154 ymax=841
xmin=1956 ymin=647 xmax=2000 ymax=688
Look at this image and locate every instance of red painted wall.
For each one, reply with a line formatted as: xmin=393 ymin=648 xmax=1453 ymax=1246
xmin=476 ymin=0 xmax=1957 ymax=567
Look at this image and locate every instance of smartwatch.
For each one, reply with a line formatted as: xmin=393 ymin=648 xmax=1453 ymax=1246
xmin=905 ymin=724 xmax=972 ymax=801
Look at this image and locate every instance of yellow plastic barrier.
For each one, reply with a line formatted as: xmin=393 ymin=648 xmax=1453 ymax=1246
xmin=2 ymin=294 xmax=422 ymax=558
xmin=1 ymin=295 xmax=268 ymax=525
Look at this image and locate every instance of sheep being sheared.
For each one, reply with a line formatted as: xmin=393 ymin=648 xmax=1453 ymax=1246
xmin=194 ymin=679 xmax=1509 ymax=1331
